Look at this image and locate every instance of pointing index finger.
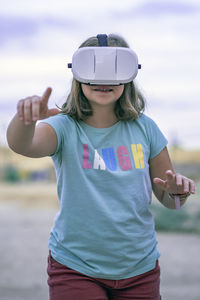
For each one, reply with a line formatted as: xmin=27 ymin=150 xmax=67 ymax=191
xmin=41 ymin=87 xmax=52 ymax=105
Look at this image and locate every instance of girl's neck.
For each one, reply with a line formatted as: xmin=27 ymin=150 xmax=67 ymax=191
xmin=84 ymin=106 xmax=118 ymax=128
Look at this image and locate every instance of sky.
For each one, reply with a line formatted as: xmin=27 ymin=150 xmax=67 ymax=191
xmin=0 ymin=0 xmax=200 ymax=149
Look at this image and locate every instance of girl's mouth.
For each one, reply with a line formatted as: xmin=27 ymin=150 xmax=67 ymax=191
xmin=93 ymin=86 xmax=113 ymax=93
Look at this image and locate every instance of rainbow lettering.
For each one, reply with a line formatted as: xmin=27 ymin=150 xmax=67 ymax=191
xmin=82 ymin=144 xmax=145 ymax=171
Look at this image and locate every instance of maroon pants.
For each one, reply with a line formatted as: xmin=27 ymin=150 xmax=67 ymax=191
xmin=47 ymin=252 xmax=161 ymax=300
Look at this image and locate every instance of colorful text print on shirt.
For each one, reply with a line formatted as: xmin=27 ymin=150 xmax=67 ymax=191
xmin=82 ymin=144 xmax=145 ymax=171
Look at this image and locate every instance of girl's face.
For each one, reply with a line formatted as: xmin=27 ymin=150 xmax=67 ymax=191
xmin=81 ymin=84 xmax=124 ymax=109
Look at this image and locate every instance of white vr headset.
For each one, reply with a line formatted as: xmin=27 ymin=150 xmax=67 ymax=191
xmin=68 ymin=34 xmax=141 ymax=85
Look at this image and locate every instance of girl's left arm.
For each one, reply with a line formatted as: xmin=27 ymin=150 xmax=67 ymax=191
xmin=149 ymin=147 xmax=195 ymax=209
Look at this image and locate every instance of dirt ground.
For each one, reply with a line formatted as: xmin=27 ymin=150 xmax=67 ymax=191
xmin=0 ymin=200 xmax=200 ymax=300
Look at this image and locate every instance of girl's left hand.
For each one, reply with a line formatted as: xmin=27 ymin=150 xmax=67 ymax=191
xmin=153 ymin=170 xmax=195 ymax=195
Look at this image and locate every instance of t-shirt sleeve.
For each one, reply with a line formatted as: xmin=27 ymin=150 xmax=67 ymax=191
xmin=143 ymin=115 xmax=168 ymax=159
xmin=41 ymin=114 xmax=64 ymax=156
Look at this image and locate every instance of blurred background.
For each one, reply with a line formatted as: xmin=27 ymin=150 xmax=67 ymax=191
xmin=0 ymin=0 xmax=200 ymax=299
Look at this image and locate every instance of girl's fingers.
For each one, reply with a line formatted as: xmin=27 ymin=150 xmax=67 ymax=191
xmin=165 ymin=170 xmax=174 ymax=182
xmin=41 ymin=87 xmax=52 ymax=105
xmin=154 ymin=169 xmax=196 ymax=195
xmin=16 ymin=87 xmax=52 ymax=125
xmin=154 ymin=170 xmax=196 ymax=196
xmin=17 ymin=99 xmax=25 ymax=120
xmin=189 ymin=180 xmax=196 ymax=194
xmin=31 ymin=96 xmax=40 ymax=121
xmin=166 ymin=171 xmax=185 ymax=192
xmin=153 ymin=177 xmax=167 ymax=190
xmin=182 ymin=177 xmax=189 ymax=193
xmin=23 ymin=98 xmax=32 ymax=125
xmin=175 ymin=173 xmax=183 ymax=186
xmin=153 ymin=177 xmax=164 ymax=185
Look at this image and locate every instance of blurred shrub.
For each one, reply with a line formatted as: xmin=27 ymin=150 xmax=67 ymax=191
xmin=1 ymin=164 xmax=56 ymax=183
xmin=150 ymin=200 xmax=200 ymax=235
xmin=3 ymin=165 xmax=20 ymax=182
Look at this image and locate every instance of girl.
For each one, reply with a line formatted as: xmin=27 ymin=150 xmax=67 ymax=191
xmin=7 ymin=34 xmax=195 ymax=300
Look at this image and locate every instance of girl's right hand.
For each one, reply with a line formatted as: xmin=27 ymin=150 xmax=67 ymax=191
xmin=17 ymin=87 xmax=60 ymax=125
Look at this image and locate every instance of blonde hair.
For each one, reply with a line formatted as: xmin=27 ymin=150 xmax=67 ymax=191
xmin=61 ymin=34 xmax=145 ymax=121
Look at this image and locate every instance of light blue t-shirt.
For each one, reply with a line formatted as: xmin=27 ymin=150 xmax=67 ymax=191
xmin=43 ymin=113 xmax=168 ymax=280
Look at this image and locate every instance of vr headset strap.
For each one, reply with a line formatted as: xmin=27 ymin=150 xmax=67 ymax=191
xmin=97 ymin=34 xmax=108 ymax=46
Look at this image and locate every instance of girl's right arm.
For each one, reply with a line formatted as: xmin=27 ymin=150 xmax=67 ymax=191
xmin=7 ymin=87 xmax=60 ymax=158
